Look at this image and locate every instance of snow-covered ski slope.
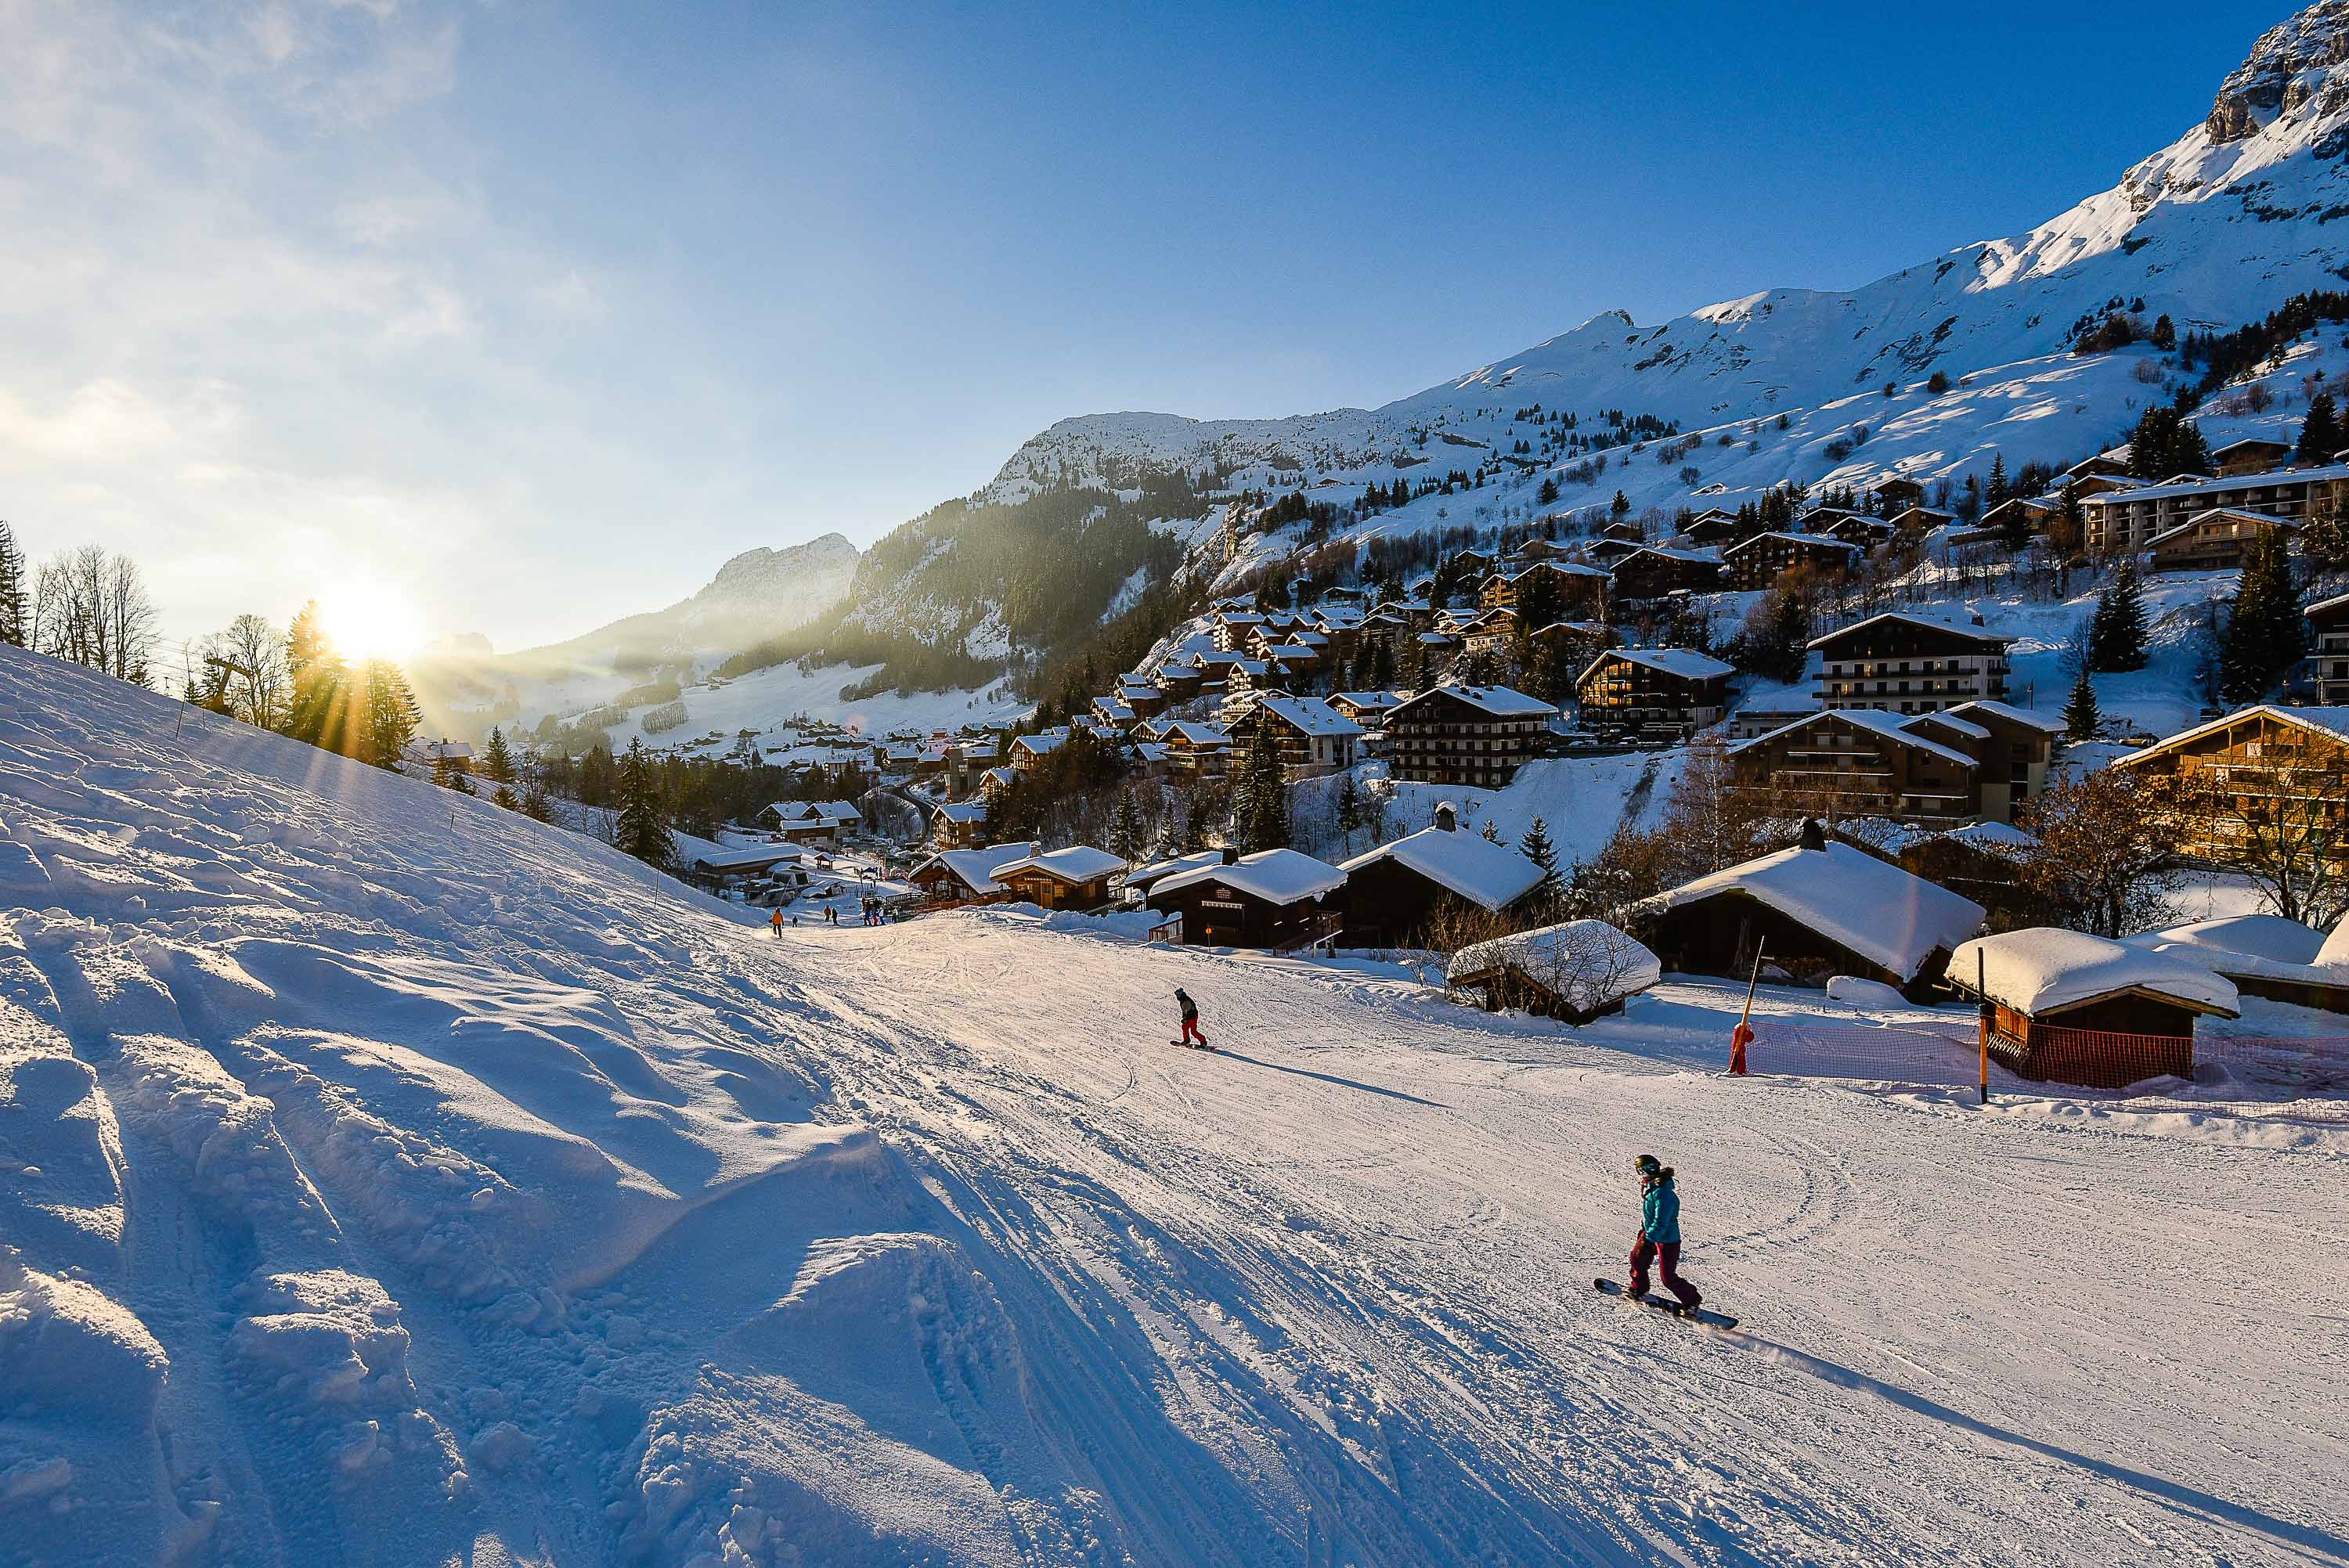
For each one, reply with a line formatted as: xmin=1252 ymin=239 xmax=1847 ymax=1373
xmin=3 ymin=643 xmax=2344 ymax=1567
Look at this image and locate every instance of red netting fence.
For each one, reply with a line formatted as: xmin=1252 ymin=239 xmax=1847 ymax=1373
xmin=1738 ymin=1021 xmax=2349 ymax=1103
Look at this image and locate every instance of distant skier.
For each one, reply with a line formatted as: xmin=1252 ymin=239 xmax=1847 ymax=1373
xmin=769 ymin=907 xmax=783 ymax=939
xmin=1627 ymin=1154 xmax=1701 ymax=1311
xmin=1174 ymin=986 xmax=1207 ymax=1049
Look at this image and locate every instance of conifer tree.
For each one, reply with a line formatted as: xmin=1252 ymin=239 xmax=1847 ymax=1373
xmin=356 ymin=659 xmax=419 ymax=769
xmin=481 ymin=726 xmax=516 ymax=784
xmin=2302 ymin=393 xmax=2342 ymax=466
xmin=2087 ymin=560 xmax=2149 ymax=672
xmin=615 ymin=739 xmax=671 ymax=866
xmin=1110 ymin=790 xmax=1146 ymax=860
xmin=1237 ymin=720 xmax=1290 ymax=852
xmin=1520 ymin=815 xmax=1560 ymax=907
xmin=2219 ymin=530 xmax=2307 ymax=702
xmin=493 ymin=782 xmax=521 ymax=810
xmin=522 ymin=781 xmax=555 ymax=823
xmin=1986 ymin=454 xmax=2010 ymax=508
xmin=1180 ymin=780 xmax=1214 ymax=853
xmin=2062 ymin=670 xmax=2101 ymax=741
xmin=0 ymin=521 xmax=26 ymax=648
xmin=1335 ymin=772 xmax=1364 ymax=851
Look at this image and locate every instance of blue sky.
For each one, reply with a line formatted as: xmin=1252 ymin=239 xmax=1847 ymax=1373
xmin=0 ymin=0 xmax=2297 ymax=651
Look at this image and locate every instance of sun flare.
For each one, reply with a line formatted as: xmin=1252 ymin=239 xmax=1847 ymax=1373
xmin=319 ymin=582 xmax=424 ymax=661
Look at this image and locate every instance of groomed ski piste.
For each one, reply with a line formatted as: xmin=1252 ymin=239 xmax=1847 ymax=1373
xmin=2 ymin=641 xmax=2344 ymax=1568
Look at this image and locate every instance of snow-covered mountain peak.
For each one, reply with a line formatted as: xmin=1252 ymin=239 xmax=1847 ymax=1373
xmin=2210 ymin=0 xmax=2349 ymax=141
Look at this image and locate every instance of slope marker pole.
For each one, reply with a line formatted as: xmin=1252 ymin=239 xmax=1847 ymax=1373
xmin=1730 ymin=936 xmax=1763 ymax=1076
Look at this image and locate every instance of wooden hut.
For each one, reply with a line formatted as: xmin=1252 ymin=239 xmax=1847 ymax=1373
xmin=988 ymin=845 xmax=1125 ymax=912
xmin=1946 ymin=929 xmax=2239 ymax=1090
xmin=1445 ymin=921 xmax=1660 ymax=1024
xmin=1143 ymin=848 xmax=1347 ymax=950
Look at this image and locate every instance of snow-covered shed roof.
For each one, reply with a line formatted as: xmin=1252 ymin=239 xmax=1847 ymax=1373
xmin=1636 ymin=841 xmax=1986 ymax=982
xmin=934 ymin=800 xmax=987 ymax=824
xmin=1947 ymin=929 xmax=2239 ymax=1018
xmin=1806 ymin=611 xmax=2013 ymax=653
xmin=673 ymin=834 xmax=802 ymax=873
xmin=1446 ymin=921 xmax=1661 ymax=1011
xmin=1937 ymin=820 xmax=2039 ymax=860
xmin=916 ymin=841 xmax=1037 ymax=896
xmin=1153 ymin=849 xmax=1348 ymax=907
xmin=1331 ymin=690 xmax=1403 ymax=710
xmin=1012 ymin=730 xmax=1070 ymax=756
xmin=1578 ymin=647 xmax=1735 ymax=683
xmin=2123 ymin=920 xmax=2321 ymax=967
xmin=1390 ymin=683 xmax=1558 ymax=722
xmin=1340 ymin=826 xmax=1546 ymax=912
xmin=990 ymin=845 xmax=1127 ymax=885
xmin=1160 ymin=722 xmax=1229 ymax=747
xmin=1248 ymin=694 xmax=1365 ymax=738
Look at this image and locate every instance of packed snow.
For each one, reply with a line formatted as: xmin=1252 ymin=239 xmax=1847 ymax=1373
xmin=4 ymin=643 xmax=2347 ymax=1566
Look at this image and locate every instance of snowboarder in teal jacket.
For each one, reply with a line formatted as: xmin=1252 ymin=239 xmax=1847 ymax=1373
xmin=1629 ymin=1154 xmax=1701 ymax=1310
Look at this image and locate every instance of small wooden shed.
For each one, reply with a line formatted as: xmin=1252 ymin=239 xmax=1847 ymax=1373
xmin=1445 ymin=921 xmax=1660 ymax=1024
xmin=1945 ymin=929 xmax=2240 ymax=1089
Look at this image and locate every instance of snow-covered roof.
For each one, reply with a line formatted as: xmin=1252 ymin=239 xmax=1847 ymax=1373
xmin=1496 ymin=560 xmax=1610 ymax=581
xmin=990 ymin=845 xmax=1127 ymax=885
xmin=2145 ymin=507 xmax=2300 ymax=547
xmin=1947 ymin=699 xmax=2067 ymax=734
xmin=1124 ymin=849 xmax=1225 ymax=889
xmin=1340 ymin=826 xmax=1546 ymax=912
xmin=934 ymin=800 xmax=987 ymax=824
xmin=1160 ymin=722 xmax=1229 ymax=746
xmin=1807 ymin=611 xmax=2013 ymax=652
xmin=1153 ymin=848 xmax=1348 ymax=907
xmin=2123 ymin=914 xmax=2326 ymax=968
xmin=1938 ymin=820 xmax=2039 ymax=859
xmin=673 ymin=834 xmax=802 ymax=872
xmin=1614 ymin=545 xmax=1722 ymax=566
xmin=1580 ymin=647 xmax=1735 ymax=683
xmin=2112 ymin=705 xmax=2349 ymax=766
xmin=1248 ymin=694 xmax=1365 ymax=738
xmin=1390 ymin=683 xmax=1558 ymax=722
xmin=1637 ymin=841 xmax=1986 ymax=982
xmin=1947 ymin=929 xmax=2239 ymax=1018
xmin=1728 ymin=707 xmax=1978 ymax=769
xmin=1723 ymin=531 xmax=1860 ymax=556
xmin=1907 ymin=711 xmax=1990 ymax=741
xmin=1446 ymin=920 xmax=1661 ymax=1011
xmin=916 ymin=840 xmax=1037 ymax=896
xmin=1012 ymin=730 xmax=1070 ymax=756
xmin=1331 ymin=690 xmax=1402 ymax=709
xmin=2082 ymin=460 xmax=2349 ymax=503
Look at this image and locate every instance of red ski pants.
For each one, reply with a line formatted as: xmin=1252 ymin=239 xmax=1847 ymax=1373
xmin=1179 ymin=1016 xmax=1206 ymax=1045
xmin=1629 ymin=1235 xmax=1701 ymax=1309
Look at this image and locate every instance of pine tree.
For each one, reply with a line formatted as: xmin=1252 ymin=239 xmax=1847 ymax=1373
xmin=1110 ymin=790 xmax=1146 ymax=859
xmin=493 ymin=782 xmax=521 ymax=810
xmin=1519 ymin=815 xmax=1560 ymax=907
xmin=1985 ymin=453 xmax=2010 ymax=508
xmin=521 ymin=780 xmax=555 ymax=823
xmin=1180 ymin=780 xmax=1214 ymax=852
xmin=1335 ymin=771 xmax=1364 ymax=850
xmin=2087 ymin=561 xmax=2149 ymax=673
xmin=2149 ymin=313 xmax=2176 ymax=351
xmin=481 ymin=726 xmax=516 ymax=784
xmin=356 ymin=659 xmax=419 ymax=769
xmin=615 ymin=739 xmax=671 ymax=866
xmin=1237 ymin=720 xmax=1290 ymax=852
xmin=2218 ymin=529 xmax=2307 ymax=702
xmin=0 ymin=521 xmax=26 ymax=648
xmin=2062 ymin=670 xmax=2101 ymax=741
xmin=2302 ymin=393 xmax=2342 ymax=466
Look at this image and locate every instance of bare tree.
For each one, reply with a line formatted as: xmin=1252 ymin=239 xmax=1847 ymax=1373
xmin=203 ymin=611 xmax=290 ymax=728
xmin=2017 ymin=770 xmax=2180 ymax=936
xmin=31 ymin=545 xmax=157 ymax=683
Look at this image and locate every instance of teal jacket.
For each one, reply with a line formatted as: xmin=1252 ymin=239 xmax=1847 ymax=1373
xmin=1640 ymin=1173 xmax=1682 ymax=1245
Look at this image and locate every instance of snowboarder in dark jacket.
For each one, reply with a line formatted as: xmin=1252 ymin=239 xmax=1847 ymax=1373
xmin=1628 ymin=1154 xmax=1701 ymax=1310
xmin=1174 ymin=987 xmax=1207 ymax=1048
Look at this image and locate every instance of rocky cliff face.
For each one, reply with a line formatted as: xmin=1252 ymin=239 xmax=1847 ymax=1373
xmin=2209 ymin=1 xmax=2349 ymax=141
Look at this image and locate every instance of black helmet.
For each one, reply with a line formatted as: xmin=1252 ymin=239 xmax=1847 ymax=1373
xmin=1633 ymin=1153 xmax=1662 ymax=1175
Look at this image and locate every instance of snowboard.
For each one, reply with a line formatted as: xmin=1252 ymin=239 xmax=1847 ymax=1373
xmin=1593 ymin=1277 xmax=1737 ymax=1328
xmin=1168 ymin=1040 xmax=1217 ymax=1051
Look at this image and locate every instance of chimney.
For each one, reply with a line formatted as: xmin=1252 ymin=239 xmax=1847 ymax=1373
xmin=1221 ymin=845 xmax=1239 ymax=865
xmin=1434 ymin=802 xmax=1458 ymax=832
xmin=1798 ymin=817 xmax=1828 ymax=852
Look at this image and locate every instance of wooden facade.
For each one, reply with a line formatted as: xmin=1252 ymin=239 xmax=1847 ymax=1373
xmin=1608 ymin=547 xmax=1721 ymax=601
xmin=1575 ymin=649 xmax=1733 ymax=740
xmin=1729 ymin=710 xmax=1980 ymax=823
xmin=2110 ymin=705 xmax=2349 ymax=873
xmin=1384 ymin=685 xmax=1558 ymax=788
xmin=2145 ymin=507 xmax=2299 ymax=572
xmin=1810 ymin=614 xmax=2012 ymax=715
xmin=1721 ymin=532 xmax=1860 ymax=590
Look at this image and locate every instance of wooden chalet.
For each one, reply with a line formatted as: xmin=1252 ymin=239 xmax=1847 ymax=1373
xmin=1809 ymin=612 xmax=2012 ymax=715
xmin=2310 ymin=591 xmax=2349 ymax=705
xmin=1143 ymin=847 xmax=1348 ymax=950
xmin=1682 ymin=510 xmax=1745 ymax=547
xmin=1947 ymin=929 xmax=2239 ymax=1089
xmin=908 ymin=840 xmax=1036 ymax=907
xmin=1329 ymin=690 xmax=1405 ymax=726
xmin=2109 ymin=705 xmax=2349 ymax=871
xmin=1728 ymin=708 xmax=1980 ymax=824
xmin=1720 ymin=531 xmax=1860 ymax=591
xmin=1872 ymin=476 xmax=1925 ymax=511
xmin=1336 ymin=805 xmax=1546 ymax=946
xmin=2210 ymin=437 xmax=2294 ymax=478
xmin=2145 ymin=506 xmax=2300 ymax=572
xmin=988 ymin=845 xmax=1124 ymax=911
xmin=1225 ymin=694 xmax=1364 ymax=779
xmin=1480 ymin=561 xmax=1610 ymax=620
xmin=1384 ymin=683 xmax=1559 ymax=788
xmin=1575 ymin=647 xmax=1734 ymax=740
xmin=1608 ymin=546 xmax=1722 ymax=601
xmin=1630 ymin=827 xmax=1985 ymax=1000
xmin=1445 ymin=920 xmax=1660 ymax=1024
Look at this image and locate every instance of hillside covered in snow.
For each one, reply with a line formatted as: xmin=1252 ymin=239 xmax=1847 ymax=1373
xmin=5 ymin=635 xmax=2346 ymax=1564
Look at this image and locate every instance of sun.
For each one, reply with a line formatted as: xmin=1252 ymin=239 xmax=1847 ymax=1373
xmin=319 ymin=581 xmax=424 ymax=661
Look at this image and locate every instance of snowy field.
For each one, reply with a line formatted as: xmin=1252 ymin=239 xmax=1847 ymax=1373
xmin=2 ymin=643 xmax=2345 ymax=1567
